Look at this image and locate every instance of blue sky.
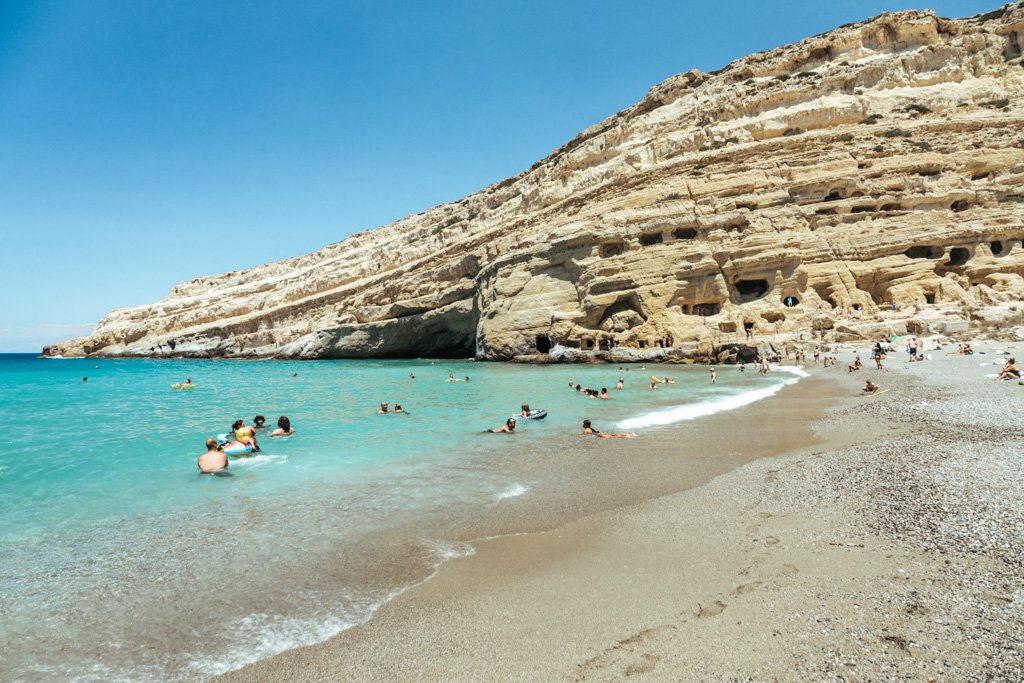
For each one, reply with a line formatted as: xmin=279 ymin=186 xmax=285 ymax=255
xmin=0 ymin=0 xmax=996 ymax=351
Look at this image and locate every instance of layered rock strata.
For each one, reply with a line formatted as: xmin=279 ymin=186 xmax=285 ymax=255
xmin=48 ymin=4 xmax=1024 ymax=361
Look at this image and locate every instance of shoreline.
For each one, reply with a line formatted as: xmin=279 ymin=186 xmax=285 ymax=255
xmin=217 ymin=367 xmax=855 ymax=681
xmin=219 ymin=349 xmax=1024 ymax=681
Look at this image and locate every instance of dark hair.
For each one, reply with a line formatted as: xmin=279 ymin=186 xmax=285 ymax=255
xmin=583 ymin=420 xmax=592 ymax=428
xmin=601 ymin=387 xmax=607 ymax=393
xmin=254 ymin=415 xmax=265 ymax=425
xmin=278 ymin=416 xmax=291 ymax=431
xmin=232 ymin=419 xmax=244 ymax=430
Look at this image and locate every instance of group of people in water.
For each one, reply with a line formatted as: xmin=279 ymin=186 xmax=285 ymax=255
xmin=197 ymin=414 xmax=295 ymax=474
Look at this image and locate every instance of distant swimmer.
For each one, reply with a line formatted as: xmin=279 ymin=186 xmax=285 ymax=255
xmin=198 ymin=437 xmax=228 ymax=473
xmin=710 ymin=368 xmax=717 ymax=385
xmin=615 ymin=378 xmax=623 ymax=390
xmin=650 ymin=381 xmax=657 ymax=389
xmin=377 ymin=402 xmax=389 ymax=414
xmin=599 ymin=388 xmax=611 ymax=399
xmin=520 ymin=404 xmax=532 ymax=418
xmin=82 ymin=377 xmax=88 ymax=382
xmin=270 ymin=416 xmax=294 ymax=436
xmin=582 ymin=419 xmax=635 ymax=439
xmin=292 ymin=372 xmax=298 ymax=377
xmin=253 ymin=415 xmax=266 ymax=430
xmin=490 ymin=417 xmax=516 ymax=433
xmin=738 ymin=362 xmax=746 ymax=372
xmin=394 ymin=403 xmax=407 ymax=413
xmin=410 ymin=373 xmax=416 ymax=380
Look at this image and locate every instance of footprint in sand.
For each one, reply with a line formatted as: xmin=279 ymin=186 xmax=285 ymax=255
xmin=731 ymin=581 xmax=763 ymax=597
xmin=696 ymin=600 xmax=727 ymax=618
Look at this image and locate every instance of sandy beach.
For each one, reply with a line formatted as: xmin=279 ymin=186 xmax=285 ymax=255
xmin=220 ymin=347 xmax=1024 ymax=682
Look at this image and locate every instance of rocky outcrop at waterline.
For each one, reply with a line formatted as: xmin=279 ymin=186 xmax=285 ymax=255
xmin=47 ymin=4 xmax=1024 ymax=362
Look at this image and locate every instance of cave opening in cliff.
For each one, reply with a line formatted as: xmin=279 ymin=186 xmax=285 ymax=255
xmin=600 ymin=242 xmax=624 ymax=258
xmin=640 ymin=232 xmax=664 ymax=246
xmin=734 ymin=279 xmax=769 ymax=303
xmin=692 ymin=303 xmax=720 ymax=316
xmin=783 ymin=295 xmax=799 ymax=307
xmin=673 ymin=228 xmax=698 ymax=240
xmin=535 ymin=335 xmax=552 ymax=353
xmin=950 ymin=200 xmax=969 ymax=212
xmin=946 ymin=247 xmax=970 ymax=267
xmin=824 ymin=189 xmax=844 ymax=202
xmin=925 ymin=293 xmax=936 ymax=304
xmin=990 ymin=240 xmax=1005 ymax=256
xmin=904 ymin=245 xmax=942 ymax=259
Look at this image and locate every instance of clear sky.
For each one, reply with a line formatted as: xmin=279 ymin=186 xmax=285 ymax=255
xmin=0 ymin=0 xmax=997 ymax=352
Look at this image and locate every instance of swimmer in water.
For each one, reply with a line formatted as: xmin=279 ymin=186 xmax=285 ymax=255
xmin=198 ymin=437 xmax=228 ymax=473
xmin=582 ymin=419 xmax=635 ymax=439
xmin=270 ymin=416 xmax=294 ymax=436
xmin=232 ymin=419 xmax=260 ymax=451
xmin=520 ymin=404 xmax=532 ymax=417
xmin=253 ymin=415 xmax=266 ymax=430
xmin=394 ymin=404 xmax=407 ymax=413
xmin=710 ymin=368 xmax=717 ymax=384
xmin=490 ymin=417 xmax=516 ymax=433
xmin=377 ymin=402 xmax=389 ymax=414
xmin=410 ymin=373 xmax=415 ymax=380
xmin=599 ymin=388 xmax=611 ymax=399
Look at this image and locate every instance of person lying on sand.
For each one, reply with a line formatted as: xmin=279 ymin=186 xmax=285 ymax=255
xmin=862 ymin=379 xmax=880 ymax=395
xmin=994 ymin=358 xmax=1021 ymax=381
xmin=269 ymin=416 xmax=294 ymax=436
xmin=198 ymin=437 xmax=228 ymax=473
xmin=582 ymin=419 xmax=635 ymax=439
xmin=490 ymin=417 xmax=516 ymax=433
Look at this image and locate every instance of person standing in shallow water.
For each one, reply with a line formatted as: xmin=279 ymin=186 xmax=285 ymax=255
xmin=198 ymin=438 xmax=228 ymax=473
xmin=710 ymin=367 xmax=717 ymax=384
xmin=270 ymin=416 xmax=294 ymax=436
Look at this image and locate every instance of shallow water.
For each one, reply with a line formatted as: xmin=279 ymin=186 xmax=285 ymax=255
xmin=0 ymin=354 xmax=793 ymax=680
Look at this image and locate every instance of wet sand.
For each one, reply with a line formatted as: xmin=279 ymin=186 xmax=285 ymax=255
xmin=219 ymin=351 xmax=1024 ymax=681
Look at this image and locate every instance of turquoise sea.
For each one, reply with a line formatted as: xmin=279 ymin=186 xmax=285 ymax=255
xmin=0 ymin=353 xmax=802 ymax=681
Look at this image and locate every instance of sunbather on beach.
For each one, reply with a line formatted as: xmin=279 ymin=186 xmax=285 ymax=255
xmin=848 ymin=356 xmax=862 ymax=372
xmin=862 ymin=379 xmax=879 ymax=394
xmin=582 ymin=419 xmax=635 ymax=438
xmin=994 ymin=358 xmax=1021 ymax=381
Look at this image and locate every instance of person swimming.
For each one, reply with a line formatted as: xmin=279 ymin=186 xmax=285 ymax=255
xmin=520 ymin=404 xmax=532 ymax=417
xmin=232 ymin=419 xmax=260 ymax=451
xmin=582 ymin=419 xmax=635 ymax=439
xmin=377 ymin=402 xmax=389 ymax=414
xmin=394 ymin=403 xmax=407 ymax=413
xmin=269 ymin=416 xmax=294 ymax=436
xmin=599 ymin=388 xmax=610 ymax=399
xmin=197 ymin=437 xmax=228 ymax=473
xmin=490 ymin=417 xmax=516 ymax=433
xmin=253 ymin=415 xmax=266 ymax=430
xmin=615 ymin=378 xmax=623 ymax=390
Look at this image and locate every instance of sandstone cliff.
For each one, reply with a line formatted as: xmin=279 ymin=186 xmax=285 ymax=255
xmin=48 ymin=4 xmax=1024 ymax=362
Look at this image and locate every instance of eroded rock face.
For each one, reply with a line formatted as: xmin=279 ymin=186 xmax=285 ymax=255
xmin=47 ymin=4 xmax=1024 ymax=361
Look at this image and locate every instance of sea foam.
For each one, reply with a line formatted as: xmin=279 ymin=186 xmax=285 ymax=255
xmin=616 ymin=365 xmax=807 ymax=430
xmin=496 ymin=483 xmax=528 ymax=502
